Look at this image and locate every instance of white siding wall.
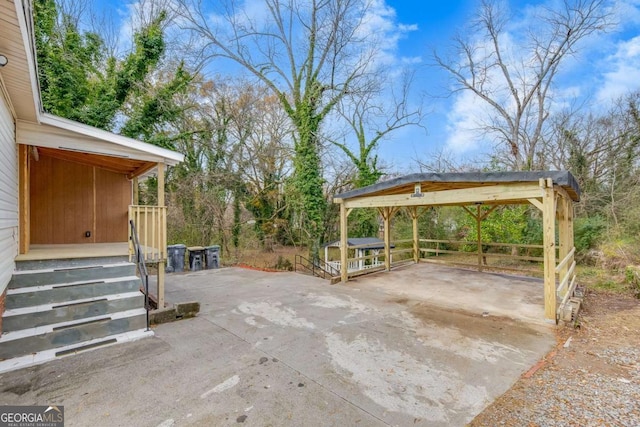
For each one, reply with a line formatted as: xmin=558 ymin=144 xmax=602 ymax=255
xmin=0 ymin=87 xmax=18 ymax=295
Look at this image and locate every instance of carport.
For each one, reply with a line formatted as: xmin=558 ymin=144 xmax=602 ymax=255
xmin=333 ymin=171 xmax=581 ymax=323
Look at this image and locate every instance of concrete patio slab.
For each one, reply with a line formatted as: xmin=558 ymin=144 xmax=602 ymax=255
xmin=0 ymin=265 xmax=556 ymax=427
xmin=345 ymin=262 xmax=547 ymax=324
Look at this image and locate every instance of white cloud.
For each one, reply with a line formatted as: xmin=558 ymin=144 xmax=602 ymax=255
xmin=614 ymin=0 xmax=640 ymax=27
xmin=445 ymin=90 xmax=489 ymax=154
xmin=442 ymin=0 xmax=640 ymax=155
xmin=595 ymin=35 xmax=640 ymax=103
xmin=401 ymin=56 xmax=422 ymax=65
xmin=355 ymin=0 xmax=419 ymax=70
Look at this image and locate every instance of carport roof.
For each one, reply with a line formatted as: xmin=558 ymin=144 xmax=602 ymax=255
xmin=334 ymin=171 xmax=580 ymax=202
xmin=324 ymin=237 xmax=394 ymax=249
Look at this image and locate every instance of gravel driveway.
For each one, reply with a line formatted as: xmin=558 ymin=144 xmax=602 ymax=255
xmin=470 ymin=290 xmax=640 ymax=427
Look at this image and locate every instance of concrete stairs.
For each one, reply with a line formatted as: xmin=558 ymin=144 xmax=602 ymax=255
xmin=0 ymin=257 xmax=153 ymax=373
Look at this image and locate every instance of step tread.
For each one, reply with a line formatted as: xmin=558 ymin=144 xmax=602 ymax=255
xmin=7 ymin=276 xmax=140 ymax=295
xmin=0 ymin=329 xmax=154 ymax=374
xmin=0 ymin=308 xmax=147 ymax=343
xmin=11 ymin=262 xmax=135 ymax=275
xmin=2 ymin=291 xmax=143 ymax=317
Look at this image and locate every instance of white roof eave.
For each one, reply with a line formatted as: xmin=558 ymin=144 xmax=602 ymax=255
xmin=35 ymin=113 xmax=184 ymax=166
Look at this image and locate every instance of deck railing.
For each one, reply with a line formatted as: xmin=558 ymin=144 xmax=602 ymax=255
xmin=418 ymin=238 xmax=545 ymax=274
xmin=129 ymin=220 xmax=150 ymax=331
xmin=128 ymin=205 xmax=167 ymax=263
xmin=295 ymin=255 xmax=340 ymax=280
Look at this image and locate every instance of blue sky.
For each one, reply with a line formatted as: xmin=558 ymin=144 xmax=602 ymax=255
xmin=87 ymin=0 xmax=640 ymax=172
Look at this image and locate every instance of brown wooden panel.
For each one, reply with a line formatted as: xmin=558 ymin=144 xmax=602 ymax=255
xmin=29 ymin=154 xmax=53 ymax=244
xmin=95 ymin=168 xmax=131 ymax=243
xmin=30 ymin=154 xmax=94 ymax=244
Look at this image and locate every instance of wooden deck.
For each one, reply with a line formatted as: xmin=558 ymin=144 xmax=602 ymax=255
xmin=16 ymin=243 xmax=130 ymax=261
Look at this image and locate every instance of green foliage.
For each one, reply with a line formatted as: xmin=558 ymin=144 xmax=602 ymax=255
xmin=348 ymin=208 xmax=379 ymax=238
xmin=289 ymin=121 xmax=327 ymax=258
xmin=456 ymin=206 xmax=530 ymax=246
xmin=574 ymin=216 xmax=606 ymax=254
xmin=34 ymin=0 xmax=168 ymax=131
xmin=121 ymin=63 xmax=193 ymax=149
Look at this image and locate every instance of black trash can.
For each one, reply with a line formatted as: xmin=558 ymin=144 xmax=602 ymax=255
xmin=204 ymin=245 xmax=221 ymax=269
xmin=188 ymin=246 xmax=205 ymax=271
xmin=166 ymin=244 xmax=186 ymax=273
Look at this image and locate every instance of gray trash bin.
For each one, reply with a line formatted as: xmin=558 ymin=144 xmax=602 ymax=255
xmin=188 ymin=247 xmax=205 ymax=271
xmin=204 ymin=245 xmax=220 ymax=269
xmin=166 ymin=244 xmax=186 ymax=273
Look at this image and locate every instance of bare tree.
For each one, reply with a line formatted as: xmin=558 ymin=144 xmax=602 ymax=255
xmin=331 ymin=69 xmax=425 ymax=188
xmin=543 ymin=91 xmax=640 ymax=222
xmin=434 ymin=0 xmax=612 ymax=170
xmin=172 ymin=0 xmax=386 ymax=257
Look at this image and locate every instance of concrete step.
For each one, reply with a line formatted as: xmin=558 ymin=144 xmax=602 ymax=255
xmin=9 ymin=263 xmax=137 ymax=289
xmin=15 ymin=256 xmax=130 ymax=271
xmin=5 ymin=276 xmax=142 ymax=310
xmin=0 ymin=329 xmax=154 ymax=374
xmin=2 ymin=292 xmax=144 ymax=332
xmin=0 ymin=308 xmax=147 ymax=360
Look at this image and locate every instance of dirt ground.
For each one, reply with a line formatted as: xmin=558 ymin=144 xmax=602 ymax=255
xmin=469 ymin=288 xmax=640 ymax=426
xmin=232 ymin=246 xmax=306 ymax=271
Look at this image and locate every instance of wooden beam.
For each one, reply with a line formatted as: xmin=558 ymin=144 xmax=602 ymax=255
xmin=528 ymin=198 xmax=543 ymax=211
xmin=553 ymin=184 xmax=574 ymax=204
xmin=18 ymin=144 xmax=30 ymax=254
xmin=480 ymin=205 xmax=498 ymax=221
xmin=127 ymin=161 xmax=157 ymax=180
xmin=462 ymin=205 xmax=477 ymax=219
xmin=340 ymin=203 xmax=348 ymax=282
xmin=342 ymin=183 xmax=543 ymax=209
xmin=542 ymin=179 xmax=557 ymax=323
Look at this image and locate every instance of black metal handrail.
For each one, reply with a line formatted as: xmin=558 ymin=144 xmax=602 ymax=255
xmin=130 ymin=219 xmax=150 ymax=331
xmin=294 ymin=255 xmax=339 ymax=280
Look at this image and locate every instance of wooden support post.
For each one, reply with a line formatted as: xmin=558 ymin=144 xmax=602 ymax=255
xmin=557 ymin=195 xmax=570 ymax=288
xmin=156 ymin=163 xmax=166 ymax=309
xmin=157 ymin=162 xmax=165 ymax=206
xmin=340 ymin=203 xmax=349 ymax=282
xmin=383 ymin=207 xmax=392 ymax=271
xmin=18 ymin=145 xmax=30 ymax=254
xmin=542 ymin=178 xmax=557 ymax=323
xmin=410 ymin=207 xmax=420 ymax=263
xmin=476 ymin=204 xmax=483 ymax=272
xmin=133 ymin=176 xmax=139 ymax=205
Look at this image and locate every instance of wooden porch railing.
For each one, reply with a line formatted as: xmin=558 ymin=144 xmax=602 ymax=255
xmin=128 ymin=205 xmax=167 ymax=263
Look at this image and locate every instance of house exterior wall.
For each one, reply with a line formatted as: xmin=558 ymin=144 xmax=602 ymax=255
xmin=30 ymin=153 xmax=131 ymax=244
xmin=0 ymin=83 xmax=18 ymax=296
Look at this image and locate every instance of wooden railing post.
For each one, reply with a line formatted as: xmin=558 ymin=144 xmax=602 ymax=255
xmin=156 ymin=163 xmax=166 ymax=309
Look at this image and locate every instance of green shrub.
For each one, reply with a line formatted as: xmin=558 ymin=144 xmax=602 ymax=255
xmin=574 ymin=216 xmax=606 ymax=254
